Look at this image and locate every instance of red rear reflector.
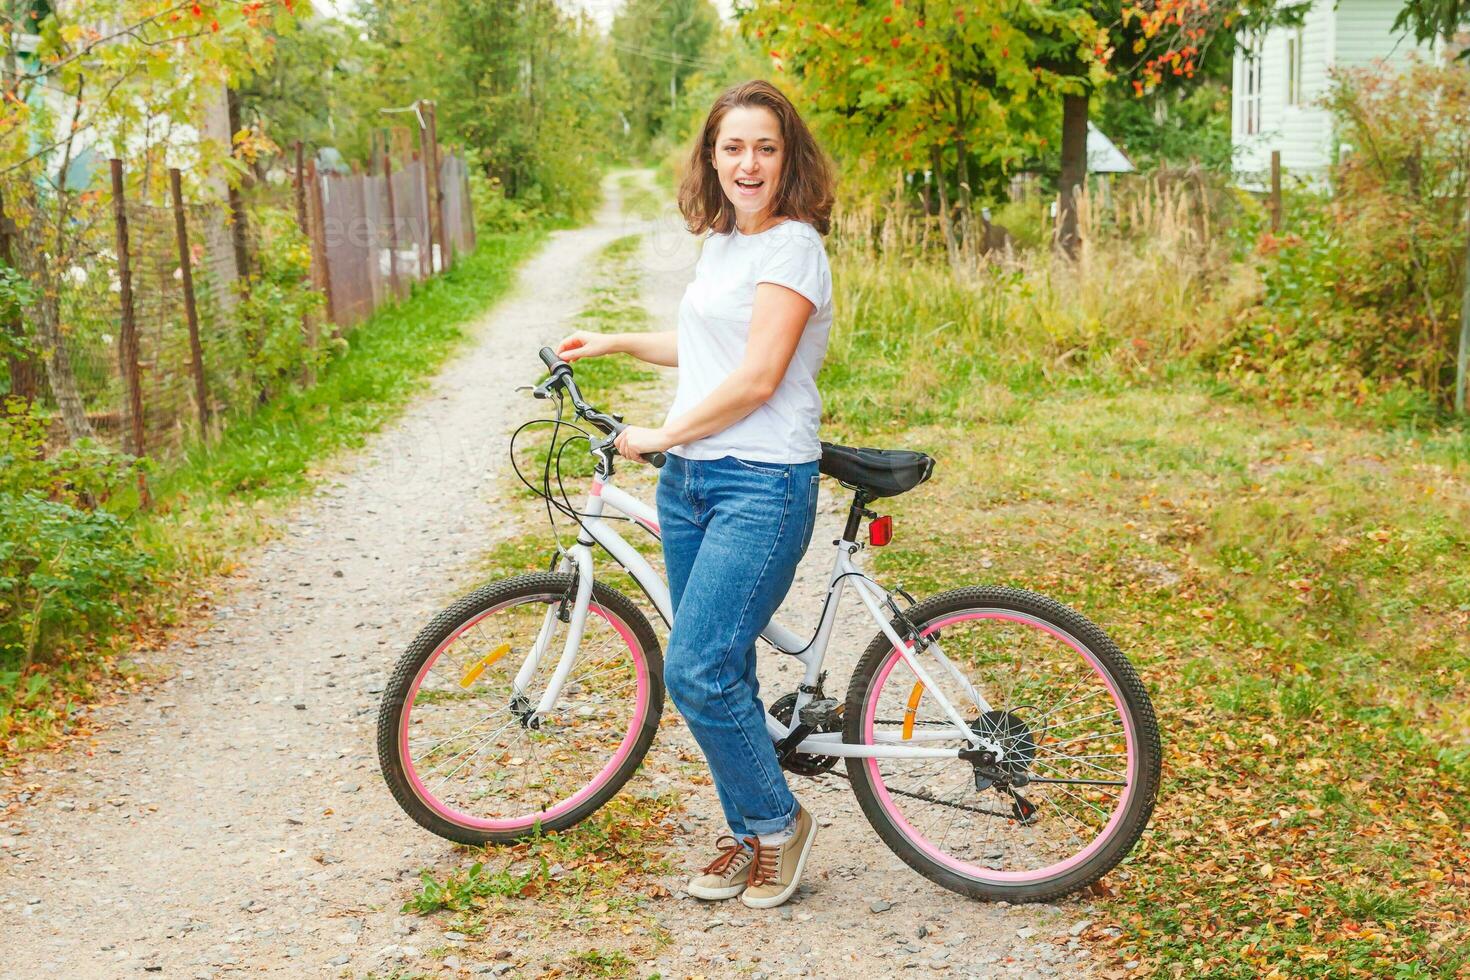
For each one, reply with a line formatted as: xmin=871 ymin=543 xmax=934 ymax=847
xmin=869 ymin=515 xmax=893 ymax=547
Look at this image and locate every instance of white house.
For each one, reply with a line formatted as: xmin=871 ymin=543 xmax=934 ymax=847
xmin=1231 ymin=0 xmax=1432 ymax=184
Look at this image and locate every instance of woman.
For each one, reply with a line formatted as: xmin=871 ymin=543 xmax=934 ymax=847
xmin=554 ymin=79 xmax=836 ymax=910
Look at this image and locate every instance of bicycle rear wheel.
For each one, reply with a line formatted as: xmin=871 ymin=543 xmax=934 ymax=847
xmin=376 ymin=572 xmax=664 ymax=845
xmin=844 ymin=586 xmax=1160 ymax=903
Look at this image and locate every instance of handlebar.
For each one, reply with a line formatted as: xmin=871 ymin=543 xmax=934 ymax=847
xmin=536 ymin=346 xmax=666 ymax=468
xmin=538 ymin=346 xmax=571 ymax=376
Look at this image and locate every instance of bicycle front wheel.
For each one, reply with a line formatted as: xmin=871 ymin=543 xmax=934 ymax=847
xmin=376 ymin=572 xmax=664 ymax=845
xmin=844 ymin=586 xmax=1160 ymax=903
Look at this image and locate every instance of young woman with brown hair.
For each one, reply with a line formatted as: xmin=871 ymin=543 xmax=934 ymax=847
xmin=556 ymin=79 xmax=837 ymax=909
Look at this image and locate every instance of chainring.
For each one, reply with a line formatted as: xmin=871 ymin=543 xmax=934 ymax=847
xmin=770 ymin=692 xmax=841 ymax=776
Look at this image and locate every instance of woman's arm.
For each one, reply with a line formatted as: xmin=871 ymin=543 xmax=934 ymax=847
xmin=615 ymin=283 xmax=814 ymax=461
xmin=616 ymin=330 xmax=679 ymax=368
xmin=555 ymin=329 xmax=678 ymax=367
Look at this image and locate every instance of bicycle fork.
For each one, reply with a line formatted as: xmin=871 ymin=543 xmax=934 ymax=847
xmin=509 ymin=544 xmax=595 ymax=725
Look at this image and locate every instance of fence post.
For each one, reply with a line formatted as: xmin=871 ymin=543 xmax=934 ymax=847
xmin=169 ymin=168 xmax=211 ymax=435
xmin=422 ymin=100 xmax=447 ymax=272
xmin=352 ymin=162 xmax=375 ymax=316
xmin=383 ymin=145 xmax=401 ymax=299
xmin=293 ymin=140 xmax=307 ymax=233
xmin=458 ymin=146 xmax=476 ymax=254
xmin=1457 ymin=204 xmax=1469 ymax=415
xmin=412 ymin=150 xmax=429 ymax=281
xmin=1269 ymin=150 xmax=1282 ymax=233
xmin=0 ymin=185 xmax=39 ymax=401
xmin=306 ymin=158 xmax=336 ymax=337
xmin=109 ymin=158 xmax=150 ymax=508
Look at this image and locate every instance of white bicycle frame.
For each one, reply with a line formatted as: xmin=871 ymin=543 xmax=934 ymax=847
xmin=512 ymin=468 xmax=1004 ymax=761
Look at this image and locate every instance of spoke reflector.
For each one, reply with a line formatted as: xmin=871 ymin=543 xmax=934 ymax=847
xmin=901 ymin=681 xmax=924 ymax=740
xmin=459 ymin=642 xmax=511 ymax=688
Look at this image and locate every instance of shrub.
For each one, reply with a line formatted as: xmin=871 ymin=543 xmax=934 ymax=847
xmin=0 ymin=492 xmax=150 ymax=668
xmin=213 ymin=206 xmax=326 ymax=408
xmin=466 ymin=163 xmax=535 ymax=234
xmin=1327 ymin=58 xmax=1469 ymax=406
xmin=1210 ymin=57 xmax=1470 ymax=411
xmin=0 ymin=397 xmax=150 ymax=668
xmin=0 ymin=260 xmax=35 ymax=371
xmin=0 ymin=396 xmax=139 ymax=505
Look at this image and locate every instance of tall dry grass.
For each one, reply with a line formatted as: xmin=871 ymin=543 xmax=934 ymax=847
xmin=818 ymin=172 xmax=1259 ymax=432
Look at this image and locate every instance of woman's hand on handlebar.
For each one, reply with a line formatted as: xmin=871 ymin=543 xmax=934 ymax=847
xmin=555 ymin=330 xmax=619 ymax=363
xmin=613 ymin=424 xmax=672 ymax=464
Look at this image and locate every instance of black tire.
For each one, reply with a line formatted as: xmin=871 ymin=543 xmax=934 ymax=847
xmin=376 ymin=572 xmax=665 ymax=845
xmin=843 ymin=585 xmax=1161 ymax=903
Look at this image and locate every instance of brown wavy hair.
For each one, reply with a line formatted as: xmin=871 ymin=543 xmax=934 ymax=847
xmin=677 ymin=79 xmax=836 ymax=237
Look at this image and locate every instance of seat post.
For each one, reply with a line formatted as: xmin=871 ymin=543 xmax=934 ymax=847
xmin=842 ymin=488 xmax=872 ymax=543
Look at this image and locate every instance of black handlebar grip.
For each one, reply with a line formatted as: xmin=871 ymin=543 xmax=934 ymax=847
xmin=646 ymin=451 xmax=667 ymax=468
xmin=538 ymin=346 xmax=566 ymax=372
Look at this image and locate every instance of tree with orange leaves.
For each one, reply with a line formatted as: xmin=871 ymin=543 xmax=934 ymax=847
xmin=738 ymin=0 xmax=1102 ymax=270
xmin=1045 ymin=0 xmax=1289 ymax=255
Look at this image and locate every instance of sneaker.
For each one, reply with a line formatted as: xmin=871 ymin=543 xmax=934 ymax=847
xmin=740 ymin=804 xmax=817 ymax=909
xmin=687 ymin=835 xmax=754 ymax=900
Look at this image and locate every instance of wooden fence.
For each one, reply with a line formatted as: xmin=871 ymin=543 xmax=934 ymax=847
xmin=306 ymin=148 xmax=476 ymax=331
xmin=6 ymin=123 xmax=477 ymax=491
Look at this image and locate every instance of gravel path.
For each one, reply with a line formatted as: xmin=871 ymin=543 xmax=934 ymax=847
xmin=0 ymin=169 xmax=1100 ymax=979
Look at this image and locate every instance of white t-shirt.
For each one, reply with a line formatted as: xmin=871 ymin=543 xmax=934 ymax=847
xmin=663 ymin=218 xmax=834 ymax=464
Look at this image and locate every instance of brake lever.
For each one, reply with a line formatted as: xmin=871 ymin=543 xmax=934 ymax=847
xmin=593 ymin=424 xmax=667 ymax=468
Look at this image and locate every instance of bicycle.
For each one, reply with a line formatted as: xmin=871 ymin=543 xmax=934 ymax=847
xmin=376 ymin=347 xmax=1162 ymax=903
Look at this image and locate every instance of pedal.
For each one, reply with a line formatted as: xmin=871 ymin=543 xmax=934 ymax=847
xmin=798 ymin=698 xmax=840 ymax=727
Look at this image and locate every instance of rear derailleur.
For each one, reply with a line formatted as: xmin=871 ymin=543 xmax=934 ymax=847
xmin=959 ymin=710 xmax=1041 ymax=825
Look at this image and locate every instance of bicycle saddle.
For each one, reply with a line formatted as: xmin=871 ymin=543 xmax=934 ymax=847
xmin=818 ymin=442 xmax=935 ymax=498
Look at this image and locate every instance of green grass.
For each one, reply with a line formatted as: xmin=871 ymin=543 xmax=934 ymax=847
xmin=617 ymin=172 xmax=662 ymax=222
xmin=147 ymin=230 xmax=553 ymax=507
xmin=818 ymin=242 xmax=1470 ymax=976
xmin=1 ymin=221 xmax=561 ymax=763
xmin=403 ymin=791 xmax=680 ymax=919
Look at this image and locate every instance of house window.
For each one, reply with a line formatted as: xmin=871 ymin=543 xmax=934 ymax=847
xmin=1285 ymin=26 xmax=1304 ymax=106
xmin=1242 ymin=36 xmax=1263 ymax=135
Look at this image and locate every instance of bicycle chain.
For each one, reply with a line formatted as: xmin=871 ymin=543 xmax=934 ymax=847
xmin=809 ymin=761 xmax=1018 ymax=821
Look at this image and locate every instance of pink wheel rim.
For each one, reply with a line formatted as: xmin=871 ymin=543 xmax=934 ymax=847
xmin=398 ymin=596 xmax=650 ymax=832
xmin=863 ymin=610 xmax=1138 ymax=884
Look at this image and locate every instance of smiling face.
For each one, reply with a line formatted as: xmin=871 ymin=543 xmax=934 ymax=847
xmin=711 ymin=104 xmax=784 ymax=227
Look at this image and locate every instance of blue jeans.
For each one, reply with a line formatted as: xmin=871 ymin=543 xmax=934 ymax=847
xmin=656 ymin=452 xmax=822 ymax=840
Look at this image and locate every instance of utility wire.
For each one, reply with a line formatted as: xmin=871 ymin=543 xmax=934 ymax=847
xmin=607 ymin=39 xmax=724 ymax=72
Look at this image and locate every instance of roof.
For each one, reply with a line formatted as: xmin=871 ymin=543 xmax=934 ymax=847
xmin=1087 ymin=122 xmax=1136 ymax=174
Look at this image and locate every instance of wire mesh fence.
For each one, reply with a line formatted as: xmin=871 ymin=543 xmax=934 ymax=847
xmin=6 ymin=134 xmax=477 ymax=477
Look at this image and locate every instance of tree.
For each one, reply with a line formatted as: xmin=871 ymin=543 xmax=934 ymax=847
xmin=1033 ymin=0 xmax=1294 ymax=255
xmin=1391 ymin=0 xmax=1470 ymax=412
xmin=739 ymin=0 xmax=1097 ymax=269
xmin=612 ymin=0 xmax=721 ymax=153
xmin=358 ymin=0 xmax=624 ymax=220
xmin=235 ymin=11 xmax=366 ymax=161
xmin=0 ymin=0 xmax=294 ymax=442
